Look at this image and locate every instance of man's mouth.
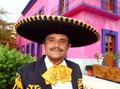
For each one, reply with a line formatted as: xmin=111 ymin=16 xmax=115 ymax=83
xmin=50 ymin=47 xmax=63 ymax=52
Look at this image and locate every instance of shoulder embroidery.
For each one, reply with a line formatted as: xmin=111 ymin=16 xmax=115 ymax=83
xmin=13 ymin=73 xmax=23 ymax=89
xmin=27 ymin=84 xmax=41 ymax=89
xmin=78 ymin=78 xmax=83 ymax=89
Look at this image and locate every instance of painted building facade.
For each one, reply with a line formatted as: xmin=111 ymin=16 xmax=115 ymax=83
xmin=16 ymin=0 xmax=120 ymax=68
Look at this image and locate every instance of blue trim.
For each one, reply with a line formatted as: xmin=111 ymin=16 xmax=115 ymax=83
xmin=63 ymin=3 xmax=120 ymax=19
xmin=58 ymin=0 xmax=61 ymax=15
xmin=102 ymin=29 xmax=118 ymax=66
xmin=22 ymin=0 xmax=37 ymax=15
xmin=101 ymin=0 xmax=105 ymax=9
xmin=114 ymin=0 xmax=118 ymax=13
xmin=65 ymin=0 xmax=69 ymax=11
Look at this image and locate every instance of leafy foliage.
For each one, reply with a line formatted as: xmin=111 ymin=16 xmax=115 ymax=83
xmin=0 ymin=45 xmax=35 ymax=88
xmin=0 ymin=28 xmax=16 ymax=49
xmin=0 ymin=7 xmax=16 ymax=50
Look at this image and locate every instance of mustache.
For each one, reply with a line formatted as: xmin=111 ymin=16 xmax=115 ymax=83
xmin=50 ymin=47 xmax=63 ymax=51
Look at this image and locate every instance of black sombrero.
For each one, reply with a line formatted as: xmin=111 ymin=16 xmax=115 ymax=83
xmin=13 ymin=15 xmax=100 ymax=47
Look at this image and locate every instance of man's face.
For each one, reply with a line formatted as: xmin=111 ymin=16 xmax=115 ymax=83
xmin=44 ymin=33 xmax=71 ymax=61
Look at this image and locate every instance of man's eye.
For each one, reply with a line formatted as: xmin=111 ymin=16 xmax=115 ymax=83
xmin=48 ymin=39 xmax=54 ymax=42
xmin=60 ymin=40 xmax=67 ymax=43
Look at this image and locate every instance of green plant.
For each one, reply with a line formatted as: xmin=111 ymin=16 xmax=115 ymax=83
xmin=85 ymin=65 xmax=93 ymax=71
xmin=108 ymin=51 xmax=120 ymax=60
xmin=94 ymin=52 xmax=105 ymax=62
xmin=94 ymin=51 xmax=120 ymax=61
xmin=0 ymin=45 xmax=35 ymax=89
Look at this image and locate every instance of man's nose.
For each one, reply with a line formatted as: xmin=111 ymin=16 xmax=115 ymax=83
xmin=54 ymin=40 xmax=60 ymax=47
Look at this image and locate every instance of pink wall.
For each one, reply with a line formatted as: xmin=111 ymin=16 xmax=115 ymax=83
xmin=68 ymin=0 xmax=101 ymax=9
xmin=16 ymin=36 xmax=31 ymax=52
xmin=67 ymin=10 xmax=120 ymax=58
xmin=17 ymin=0 xmax=120 ymax=59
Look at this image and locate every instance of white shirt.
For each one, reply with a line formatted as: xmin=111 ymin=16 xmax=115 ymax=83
xmin=45 ymin=56 xmax=73 ymax=89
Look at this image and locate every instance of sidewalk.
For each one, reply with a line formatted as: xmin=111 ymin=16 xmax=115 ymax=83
xmin=83 ymin=75 xmax=120 ymax=89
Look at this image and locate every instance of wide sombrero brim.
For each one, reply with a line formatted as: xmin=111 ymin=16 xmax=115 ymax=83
xmin=13 ymin=15 xmax=100 ymax=47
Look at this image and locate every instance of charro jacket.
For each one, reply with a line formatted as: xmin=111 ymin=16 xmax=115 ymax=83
xmin=13 ymin=55 xmax=83 ymax=89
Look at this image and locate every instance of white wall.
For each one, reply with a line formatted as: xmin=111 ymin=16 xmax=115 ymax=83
xmin=68 ymin=58 xmax=99 ymax=74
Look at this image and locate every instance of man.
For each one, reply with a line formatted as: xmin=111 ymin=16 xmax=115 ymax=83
xmin=13 ymin=15 xmax=100 ymax=89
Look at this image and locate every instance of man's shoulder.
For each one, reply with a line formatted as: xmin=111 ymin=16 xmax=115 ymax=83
xmin=65 ymin=59 xmax=78 ymax=64
xmin=65 ymin=59 xmax=80 ymax=67
xmin=18 ymin=55 xmax=46 ymax=71
xmin=18 ymin=60 xmax=40 ymax=71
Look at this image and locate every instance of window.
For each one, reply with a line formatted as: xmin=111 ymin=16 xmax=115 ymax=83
xmin=31 ymin=42 xmax=35 ymax=57
xmin=39 ymin=9 xmax=43 ymax=15
xmin=102 ymin=0 xmax=118 ymax=13
xmin=59 ymin=0 xmax=68 ymax=14
xmin=38 ymin=6 xmax=44 ymax=15
xmin=26 ymin=44 xmax=30 ymax=54
xmin=105 ymin=35 xmax=115 ymax=53
xmin=105 ymin=0 xmax=114 ymax=11
xmin=21 ymin=45 xmax=25 ymax=54
xmin=102 ymin=29 xmax=118 ymax=67
xmin=36 ymin=43 xmax=42 ymax=59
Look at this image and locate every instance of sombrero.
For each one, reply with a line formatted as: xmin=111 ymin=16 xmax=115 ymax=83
xmin=13 ymin=15 xmax=100 ymax=47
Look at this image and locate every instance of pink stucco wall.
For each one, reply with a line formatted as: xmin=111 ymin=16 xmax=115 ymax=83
xmin=17 ymin=0 xmax=120 ymax=59
xmin=66 ymin=10 xmax=120 ymax=58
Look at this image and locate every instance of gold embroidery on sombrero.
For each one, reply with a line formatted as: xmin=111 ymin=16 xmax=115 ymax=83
xmin=58 ymin=16 xmax=61 ymax=21
xmin=13 ymin=73 xmax=23 ymax=89
xmin=26 ymin=84 xmax=41 ymax=89
xmin=77 ymin=78 xmax=83 ymax=89
xmin=21 ymin=20 xmax=25 ymax=24
xmin=46 ymin=15 xmax=51 ymax=20
xmin=42 ymin=65 xmax=72 ymax=86
xmin=62 ymin=16 xmax=66 ymax=22
xmin=49 ymin=16 xmax=53 ymax=20
xmin=32 ymin=16 xmax=36 ymax=21
xmin=13 ymin=15 xmax=100 ymax=45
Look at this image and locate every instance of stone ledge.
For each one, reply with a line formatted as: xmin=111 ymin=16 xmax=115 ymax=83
xmin=93 ymin=64 xmax=120 ymax=83
xmin=83 ymin=75 xmax=120 ymax=89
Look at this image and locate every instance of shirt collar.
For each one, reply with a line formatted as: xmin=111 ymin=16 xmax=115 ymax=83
xmin=45 ymin=55 xmax=67 ymax=69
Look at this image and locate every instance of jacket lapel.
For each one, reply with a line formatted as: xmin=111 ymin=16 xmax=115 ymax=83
xmin=65 ymin=59 xmax=82 ymax=89
xmin=38 ymin=55 xmax=52 ymax=89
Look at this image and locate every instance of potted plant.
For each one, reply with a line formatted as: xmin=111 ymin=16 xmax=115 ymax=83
xmin=94 ymin=51 xmax=120 ymax=67
xmin=94 ymin=52 xmax=104 ymax=65
xmin=85 ymin=65 xmax=93 ymax=76
xmin=110 ymin=51 xmax=120 ymax=67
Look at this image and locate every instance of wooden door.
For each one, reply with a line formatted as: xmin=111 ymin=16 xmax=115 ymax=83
xmin=105 ymin=35 xmax=115 ymax=67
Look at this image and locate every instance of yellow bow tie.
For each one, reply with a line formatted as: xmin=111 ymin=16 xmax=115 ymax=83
xmin=42 ymin=65 xmax=72 ymax=86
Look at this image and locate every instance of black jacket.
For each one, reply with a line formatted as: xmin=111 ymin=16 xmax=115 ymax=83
xmin=14 ymin=55 xmax=83 ymax=89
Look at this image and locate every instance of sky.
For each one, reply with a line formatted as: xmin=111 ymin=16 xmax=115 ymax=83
xmin=0 ymin=0 xmax=29 ymax=22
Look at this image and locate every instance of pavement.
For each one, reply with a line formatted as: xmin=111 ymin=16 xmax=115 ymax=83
xmin=83 ymin=75 xmax=120 ymax=89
